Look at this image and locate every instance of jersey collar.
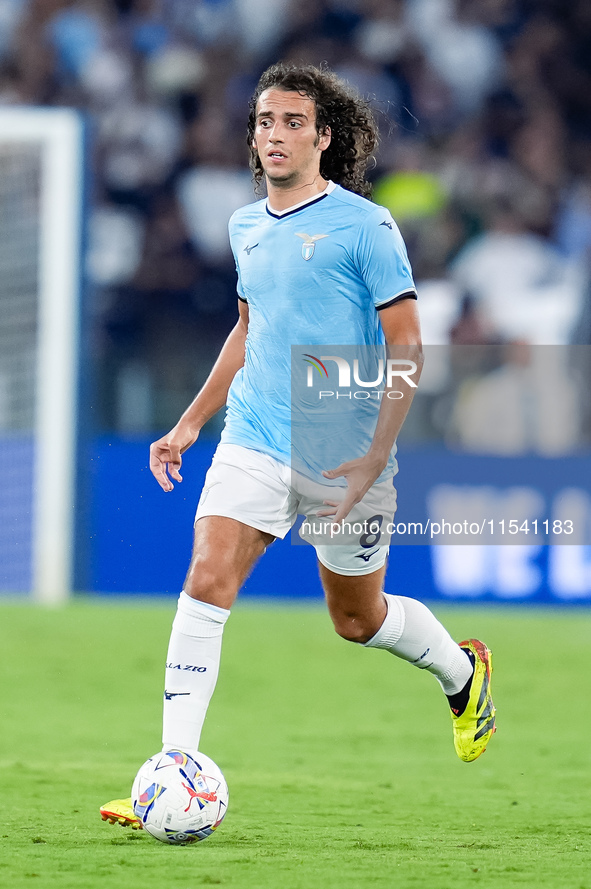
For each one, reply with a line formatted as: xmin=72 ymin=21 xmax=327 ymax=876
xmin=265 ymin=181 xmax=336 ymax=219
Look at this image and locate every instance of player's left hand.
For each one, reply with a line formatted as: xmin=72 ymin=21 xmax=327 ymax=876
xmin=318 ymin=455 xmax=385 ymax=523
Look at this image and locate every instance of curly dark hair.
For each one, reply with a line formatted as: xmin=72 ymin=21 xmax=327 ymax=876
xmin=247 ymin=63 xmax=379 ymax=199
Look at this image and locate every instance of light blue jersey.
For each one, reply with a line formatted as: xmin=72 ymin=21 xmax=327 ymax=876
xmin=221 ymin=181 xmax=417 ymax=481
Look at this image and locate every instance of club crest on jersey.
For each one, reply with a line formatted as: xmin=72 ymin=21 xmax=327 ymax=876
xmin=295 ymin=232 xmax=328 ymax=261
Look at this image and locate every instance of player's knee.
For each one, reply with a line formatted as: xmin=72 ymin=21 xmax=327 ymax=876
xmin=331 ymin=613 xmax=375 ymax=644
xmin=183 ymin=564 xmax=235 ymax=605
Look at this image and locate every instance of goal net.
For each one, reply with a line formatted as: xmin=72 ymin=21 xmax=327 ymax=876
xmin=0 ymin=108 xmax=84 ymax=602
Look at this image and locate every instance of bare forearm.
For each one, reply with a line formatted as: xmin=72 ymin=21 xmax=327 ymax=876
xmin=150 ymin=302 xmax=248 ymax=491
xmin=319 ymin=303 xmax=423 ymax=521
xmin=367 ymin=300 xmax=424 ymax=466
xmin=367 ymin=342 xmax=423 ymax=468
xmin=176 ymin=316 xmax=247 ymax=434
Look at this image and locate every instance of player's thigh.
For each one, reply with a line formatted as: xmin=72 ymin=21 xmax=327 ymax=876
xmin=184 ymin=515 xmax=274 ymax=609
xmin=297 ymin=475 xmax=396 ymax=555
xmin=196 ymin=443 xmax=295 ymax=539
xmin=186 ymin=443 xmax=296 ymax=607
xmin=298 ymin=474 xmax=394 ymax=582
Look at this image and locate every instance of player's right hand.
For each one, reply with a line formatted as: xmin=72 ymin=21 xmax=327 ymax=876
xmin=149 ymin=426 xmax=199 ymax=491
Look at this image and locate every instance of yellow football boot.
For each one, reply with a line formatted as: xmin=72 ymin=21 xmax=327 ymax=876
xmin=451 ymin=639 xmax=496 ymax=762
xmin=100 ymin=798 xmax=142 ymax=829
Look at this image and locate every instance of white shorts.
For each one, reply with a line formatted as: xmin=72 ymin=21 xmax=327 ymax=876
xmin=195 ymin=443 xmax=397 ymax=576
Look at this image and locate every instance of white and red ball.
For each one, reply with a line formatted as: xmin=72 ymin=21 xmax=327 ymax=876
xmin=131 ymin=749 xmax=229 ymax=845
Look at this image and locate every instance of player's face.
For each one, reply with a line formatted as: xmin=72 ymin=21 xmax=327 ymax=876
xmin=253 ymin=88 xmax=331 ymax=187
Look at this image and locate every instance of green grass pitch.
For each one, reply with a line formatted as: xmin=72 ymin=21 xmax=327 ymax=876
xmin=1 ymin=598 xmax=590 ymax=889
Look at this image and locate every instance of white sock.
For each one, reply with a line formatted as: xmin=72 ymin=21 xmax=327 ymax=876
xmin=364 ymin=594 xmax=472 ymax=694
xmin=162 ymin=591 xmax=230 ymax=758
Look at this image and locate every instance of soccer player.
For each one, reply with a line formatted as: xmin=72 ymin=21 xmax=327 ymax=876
xmin=100 ymin=64 xmax=495 ymax=829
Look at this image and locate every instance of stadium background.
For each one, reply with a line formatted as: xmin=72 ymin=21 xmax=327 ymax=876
xmin=1 ymin=0 xmax=591 ymax=602
xmin=1 ymin=6 xmax=591 ymax=889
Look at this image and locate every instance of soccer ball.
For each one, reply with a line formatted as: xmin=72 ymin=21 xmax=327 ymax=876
xmin=131 ymin=749 xmax=229 ymax=845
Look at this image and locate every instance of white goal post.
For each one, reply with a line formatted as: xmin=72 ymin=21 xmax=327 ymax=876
xmin=0 ymin=108 xmax=84 ymax=603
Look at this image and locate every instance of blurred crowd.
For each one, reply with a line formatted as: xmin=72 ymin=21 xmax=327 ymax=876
xmin=1 ymin=0 xmax=590 ymax=443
